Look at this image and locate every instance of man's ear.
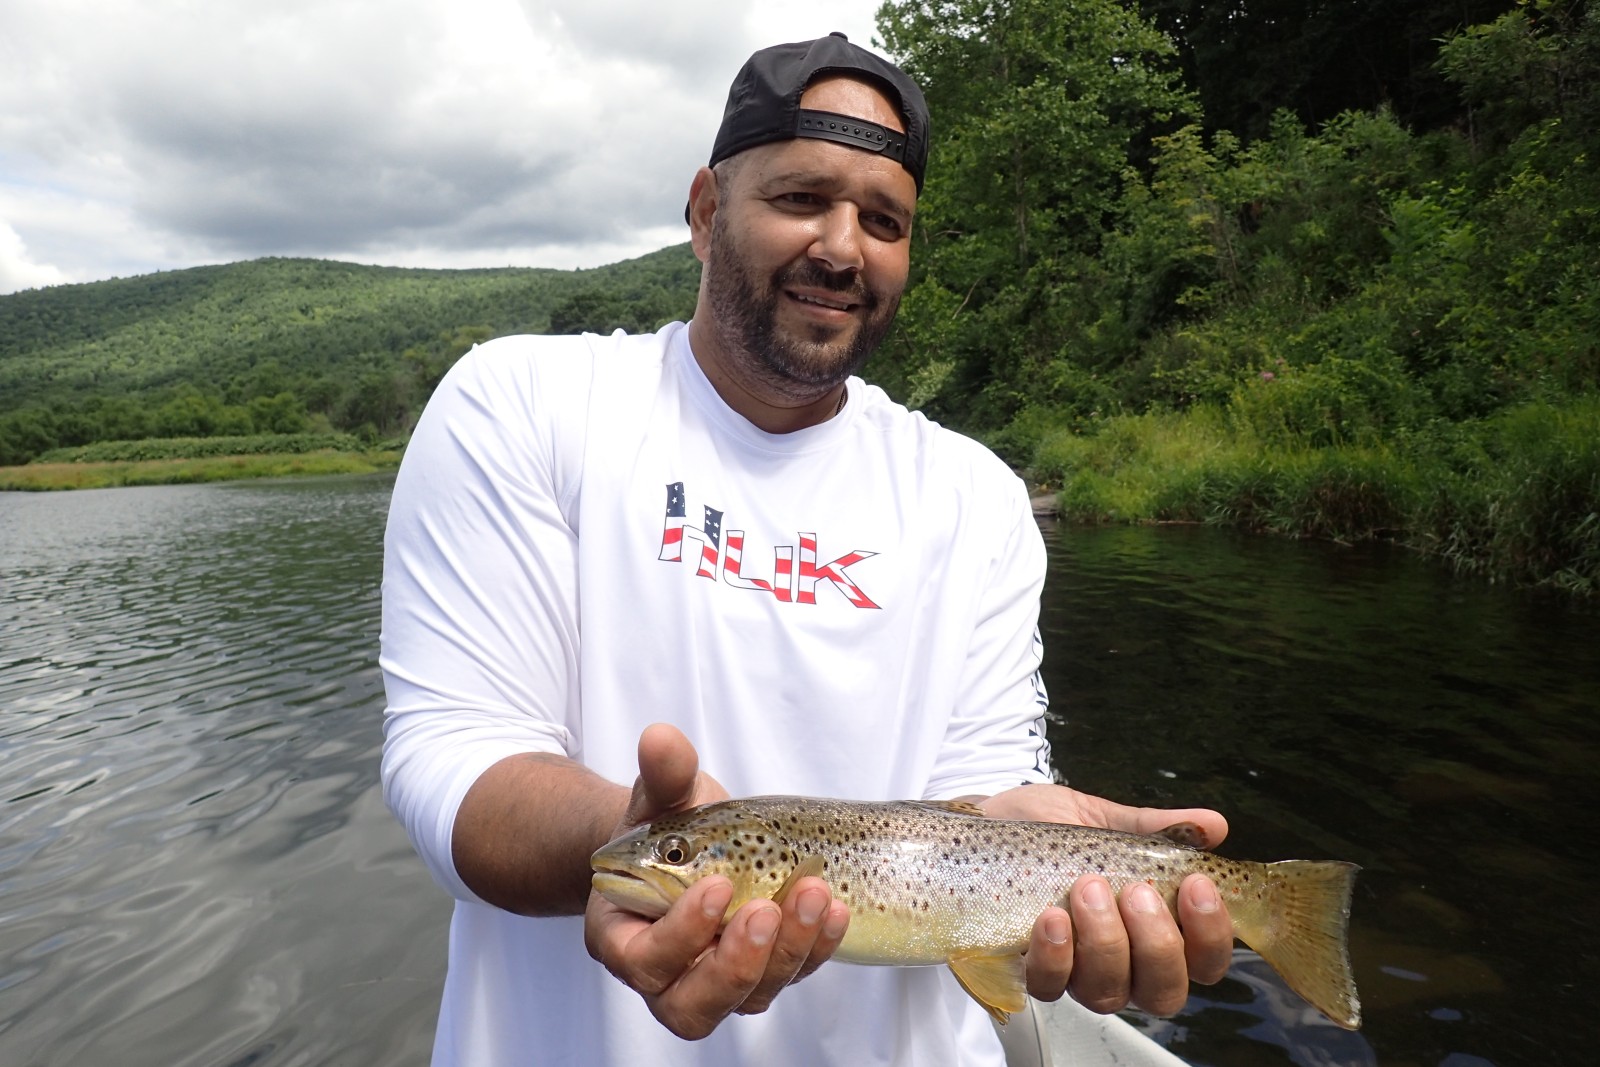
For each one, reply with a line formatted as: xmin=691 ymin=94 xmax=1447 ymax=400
xmin=687 ymin=166 xmax=718 ymax=262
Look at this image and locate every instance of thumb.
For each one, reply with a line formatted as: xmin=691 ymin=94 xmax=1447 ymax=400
xmin=1095 ymin=796 xmax=1230 ymax=850
xmin=621 ymin=723 xmax=702 ymax=826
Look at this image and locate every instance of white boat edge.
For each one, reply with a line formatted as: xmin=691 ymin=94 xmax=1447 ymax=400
xmin=997 ymin=997 xmax=1192 ymax=1067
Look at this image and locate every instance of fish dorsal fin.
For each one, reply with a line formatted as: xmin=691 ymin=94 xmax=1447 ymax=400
xmin=917 ymin=799 xmax=989 ymax=818
xmin=1154 ymin=821 xmax=1210 ymax=849
xmin=772 ymin=853 xmax=826 ymax=906
xmin=947 ymin=951 xmax=1027 ymax=1025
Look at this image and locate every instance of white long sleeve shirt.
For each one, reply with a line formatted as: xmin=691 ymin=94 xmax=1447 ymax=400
xmin=381 ymin=322 xmax=1052 ymax=1066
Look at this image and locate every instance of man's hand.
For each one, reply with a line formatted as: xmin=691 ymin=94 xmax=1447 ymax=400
xmin=974 ymin=784 xmax=1235 ymax=1018
xmin=583 ymin=724 xmax=851 ymax=1040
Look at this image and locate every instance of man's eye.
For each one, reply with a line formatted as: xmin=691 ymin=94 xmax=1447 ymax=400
xmin=865 ymin=214 xmax=904 ymax=238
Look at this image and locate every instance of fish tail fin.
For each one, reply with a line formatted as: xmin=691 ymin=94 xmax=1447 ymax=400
xmin=1233 ymin=859 xmax=1362 ymax=1030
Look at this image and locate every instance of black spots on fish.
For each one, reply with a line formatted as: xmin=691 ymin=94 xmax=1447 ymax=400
xmin=754 ymin=859 xmax=764 ymax=871
xmin=876 ymin=903 xmax=886 ymax=912
xmin=840 ymin=882 xmax=849 ymax=895
xmin=921 ymin=900 xmax=930 ymax=912
xmin=951 ymin=836 xmax=962 ymax=846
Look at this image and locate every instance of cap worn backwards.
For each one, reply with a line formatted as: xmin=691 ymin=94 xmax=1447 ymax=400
xmin=687 ymin=33 xmax=930 ymax=223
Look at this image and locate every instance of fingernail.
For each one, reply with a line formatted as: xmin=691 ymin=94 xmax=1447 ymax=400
xmin=748 ymin=906 xmax=780 ymax=947
xmin=822 ymin=904 xmax=849 ymax=941
xmin=1044 ymin=912 xmax=1069 ymax=945
xmin=702 ymin=880 xmax=732 ymax=919
xmin=1191 ymin=879 xmax=1220 ymax=914
xmin=1128 ymin=883 xmax=1161 ymax=914
xmin=796 ymin=888 xmax=827 ymax=926
xmin=1081 ymin=878 xmax=1113 ymax=911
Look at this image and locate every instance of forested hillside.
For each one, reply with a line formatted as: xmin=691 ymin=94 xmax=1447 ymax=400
xmin=0 ymin=246 xmax=699 ymax=461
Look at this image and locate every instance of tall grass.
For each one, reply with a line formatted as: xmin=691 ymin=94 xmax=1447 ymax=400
xmin=1029 ymin=397 xmax=1600 ymax=593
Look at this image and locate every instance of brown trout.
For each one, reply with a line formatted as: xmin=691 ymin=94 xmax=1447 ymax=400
xmin=591 ymin=796 xmax=1360 ymax=1029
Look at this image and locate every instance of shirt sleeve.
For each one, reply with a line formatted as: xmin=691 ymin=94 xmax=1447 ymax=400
xmin=924 ymin=472 xmax=1054 ymax=800
xmin=379 ymin=338 xmax=589 ymax=902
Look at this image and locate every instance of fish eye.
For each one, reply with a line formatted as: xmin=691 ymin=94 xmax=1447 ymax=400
xmin=657 ymin=835 xmax=696 ymax=866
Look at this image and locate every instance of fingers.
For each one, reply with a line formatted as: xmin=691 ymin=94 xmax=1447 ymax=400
xmin=1023 ymin=906 xmax=1074 ymax=1001
xmin=1062 ymin=875 xmax=1208 ymax=1018
xmin=652 ymin=899 xmax=785 ymax=1038
xmin=1119 ymin=882 xmax=1189 ymax=1016
xmin=1176 ymin=874 xmax=1233 ymax=985
xmin=586 ymin=876 xmax=732 ymax=995
xmin=586 ymin=874 xmax=849 ymax=1041
xmin=731 ymin=878 xmax=850 ymax=1015
xmin=1064 ymin=876 xmax=1131 ymax=1013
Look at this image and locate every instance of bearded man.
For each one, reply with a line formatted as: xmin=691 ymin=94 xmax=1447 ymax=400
xmin=381 ymin=33 xmax=1234 ymax=1067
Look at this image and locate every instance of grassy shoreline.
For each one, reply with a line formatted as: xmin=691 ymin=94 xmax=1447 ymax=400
xmin=0 ymin=449 xmax=403 ymax=491
xmin=1023 ymin=397 xmax=1600 ymax=595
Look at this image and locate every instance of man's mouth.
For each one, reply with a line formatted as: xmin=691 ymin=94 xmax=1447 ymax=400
xmin=788 ymin=290 xmax=856 ymax=312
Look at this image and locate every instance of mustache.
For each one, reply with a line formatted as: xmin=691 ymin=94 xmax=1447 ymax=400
xmin=776 ymin=260 xmax=874 ymax=306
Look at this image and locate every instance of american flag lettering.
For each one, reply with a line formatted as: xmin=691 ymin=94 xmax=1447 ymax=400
xmin=657 ymin=482 xmax=880 ymax=609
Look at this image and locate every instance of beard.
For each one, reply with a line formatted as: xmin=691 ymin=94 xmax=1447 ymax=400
xmin=702 ymin=211 xmax=901 ymax=401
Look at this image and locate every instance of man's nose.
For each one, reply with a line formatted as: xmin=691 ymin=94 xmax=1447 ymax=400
xmin=807 ymin=204 xmax=864 ymax=274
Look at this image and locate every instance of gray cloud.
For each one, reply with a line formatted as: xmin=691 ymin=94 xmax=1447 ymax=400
xmin=0 ymin=0 xmax=885 ymax=293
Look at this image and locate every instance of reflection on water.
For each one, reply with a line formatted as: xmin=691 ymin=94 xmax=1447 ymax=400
xmin=2 ymin=483 xmax=1595 ymax=1065
xmin=0 ymin=477 xmax=445 ymax=1067
xmin=1042 ymin=524 xmax=1600 ymax=1067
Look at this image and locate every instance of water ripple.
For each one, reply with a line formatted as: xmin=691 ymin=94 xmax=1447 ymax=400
xmin=1 ymin=477 xmax=445 ymax=1067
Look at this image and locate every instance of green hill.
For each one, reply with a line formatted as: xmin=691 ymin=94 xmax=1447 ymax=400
xmin=0 ymin=246 xmax=700 ymax=462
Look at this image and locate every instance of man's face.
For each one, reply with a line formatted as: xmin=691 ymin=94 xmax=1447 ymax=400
xmin=695 ymin=76 xmax=917 ymax=402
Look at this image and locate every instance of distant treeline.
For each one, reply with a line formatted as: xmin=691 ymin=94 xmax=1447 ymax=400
xmin=0 ymin=248 xmax=700 ymax=465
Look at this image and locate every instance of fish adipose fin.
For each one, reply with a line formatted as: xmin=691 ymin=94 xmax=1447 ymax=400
xmin=1235 ymin=859 xmax=1363 ymax=1030
xmin=772 ymin=854 xmax=826 ymax=906
xmin=947 ymin=951 xmax=1027 ymax=1025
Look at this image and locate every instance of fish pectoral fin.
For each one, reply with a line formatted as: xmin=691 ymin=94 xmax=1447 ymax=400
xmin=772 ymin=853 xmax=827 ymax=906
xmin=1154 ymin=821 xmax=1211 ymax=849
xmin=947 ymin=952 xmax=1027 ymax=1026
xmin=915 ymin=799 xmax=989 ymax=818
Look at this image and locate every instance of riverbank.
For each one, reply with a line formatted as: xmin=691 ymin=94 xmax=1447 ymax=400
xmin=1024 ymin=396 xmax=1600 ymax=594
xmin=0 ymin=450 xmax=403 ymax=491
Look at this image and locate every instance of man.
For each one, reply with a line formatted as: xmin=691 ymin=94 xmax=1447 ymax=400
xmin=381 ymin=33 xmax=1233 ymax=1067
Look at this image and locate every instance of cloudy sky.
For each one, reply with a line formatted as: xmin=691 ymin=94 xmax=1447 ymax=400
xmin=0 ymin=0 xmax=885 ymax=294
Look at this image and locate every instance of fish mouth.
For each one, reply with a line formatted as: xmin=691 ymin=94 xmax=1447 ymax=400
xmin=590 ymin=861 xmax=677 ymax=918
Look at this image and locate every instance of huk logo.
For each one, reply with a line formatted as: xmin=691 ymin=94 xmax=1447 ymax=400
xmin=657 ymin=481 xmax=880 ymax=609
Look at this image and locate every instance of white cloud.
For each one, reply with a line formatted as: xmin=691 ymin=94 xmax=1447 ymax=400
xmin=0 ymin=218 xmax=70 ymax=293
xmin=0 ymin=0 xmax=888 ymax=292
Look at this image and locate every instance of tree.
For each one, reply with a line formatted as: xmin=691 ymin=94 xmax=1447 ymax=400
xmin=1134 ymin=0 xmax=1519 ymax=142
xmin=874 ymin=0 xmax=1196 ymax=422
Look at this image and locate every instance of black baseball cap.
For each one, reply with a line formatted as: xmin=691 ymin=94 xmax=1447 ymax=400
xmin=700 ymin=32 xmax=930 ymax=202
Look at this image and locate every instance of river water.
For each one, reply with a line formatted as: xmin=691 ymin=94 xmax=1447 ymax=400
xmin=1 ymin=475 xmax=1594 ymax=1066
